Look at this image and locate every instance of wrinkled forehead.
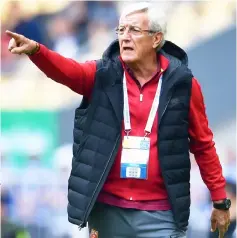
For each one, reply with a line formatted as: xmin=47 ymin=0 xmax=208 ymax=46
xmin=119 ymin=11 xmax=149 ymax=27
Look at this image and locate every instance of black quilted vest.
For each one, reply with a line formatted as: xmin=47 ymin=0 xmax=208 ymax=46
xmin=68 ymin=40 xmax=193 ymax=230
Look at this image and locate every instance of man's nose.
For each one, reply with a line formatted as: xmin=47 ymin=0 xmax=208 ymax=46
xmin=121 ymin=29 xmax=131 ymax=40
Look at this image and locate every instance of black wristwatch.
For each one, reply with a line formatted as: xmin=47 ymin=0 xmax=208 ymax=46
xmin=213 ymin=198 xmax=231 ymax=210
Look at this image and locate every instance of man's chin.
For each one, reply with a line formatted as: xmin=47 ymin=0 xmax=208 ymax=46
xmin=121 ymin=55 xmax=136 ymax=64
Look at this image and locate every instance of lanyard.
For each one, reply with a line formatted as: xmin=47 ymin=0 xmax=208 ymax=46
xmin=123 ymin=73 xmax=163 ymax=136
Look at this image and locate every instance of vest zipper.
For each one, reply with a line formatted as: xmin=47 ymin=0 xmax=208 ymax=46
xmin=139 ymin=93 xmax=143 ymax=102
xmin=78 ymin=134 xmax=121 ymax=229
xmin=159 ymin=94 xmax=172 ymax=126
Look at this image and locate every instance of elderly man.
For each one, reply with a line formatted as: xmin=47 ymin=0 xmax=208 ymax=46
xmin=7 ymin=2 xmax=231 ymax=238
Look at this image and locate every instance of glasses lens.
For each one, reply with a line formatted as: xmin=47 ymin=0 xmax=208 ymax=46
xmin=115 ymin=26 xmax=125 ymax=35
xmin=129 ymin=26 xmax=142 ymax=35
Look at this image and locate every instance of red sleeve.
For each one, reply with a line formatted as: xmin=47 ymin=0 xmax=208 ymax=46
xmin=189 ymin=77 xmax=226 ymax=201
xmin=28 ymin=44 xmax=96 ymax=98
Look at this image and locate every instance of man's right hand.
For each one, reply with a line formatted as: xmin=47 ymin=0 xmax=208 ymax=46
xmin=6 ymin=30 xmax=39 ymax=55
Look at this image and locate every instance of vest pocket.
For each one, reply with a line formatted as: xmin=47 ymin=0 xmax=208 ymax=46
xmin=75 ymin=135 xmax=89 ymax=158
xmin=71 ymin=135 xmax=89 ymax=174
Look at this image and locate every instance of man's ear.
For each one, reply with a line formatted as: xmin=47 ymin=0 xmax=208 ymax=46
xmin=152 ymin=32 xmax=163 ymax=49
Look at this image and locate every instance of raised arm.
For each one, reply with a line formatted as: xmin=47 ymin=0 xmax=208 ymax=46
xmin=6 ymin=30 xmax=96 ymax=98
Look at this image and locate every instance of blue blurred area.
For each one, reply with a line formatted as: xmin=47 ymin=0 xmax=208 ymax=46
xmin=188 ymin=26 xmax=236 ymax=128
xmin=1 ymin=1 xmax=236 ymax=238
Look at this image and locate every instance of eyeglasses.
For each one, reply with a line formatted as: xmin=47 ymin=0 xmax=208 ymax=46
xmin=115 ymin=25 xmax=156 ymax=36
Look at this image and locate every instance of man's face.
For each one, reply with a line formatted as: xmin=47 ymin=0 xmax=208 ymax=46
xmin=118 ymin=11 xmax=156 ymax=64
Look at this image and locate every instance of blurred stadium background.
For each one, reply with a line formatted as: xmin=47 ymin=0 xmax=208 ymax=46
xmin=0 ymin=1 xmax=236 ymax=238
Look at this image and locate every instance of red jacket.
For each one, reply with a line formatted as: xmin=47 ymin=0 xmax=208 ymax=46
xmin=29 ymin=44 xmax=226 ymax=208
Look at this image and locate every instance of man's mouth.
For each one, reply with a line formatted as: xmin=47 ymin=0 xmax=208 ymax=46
xmin=123 ymin=47 xmax=134 ymax=51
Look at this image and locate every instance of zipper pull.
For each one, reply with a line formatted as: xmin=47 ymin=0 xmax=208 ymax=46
xmin=140 ymin=94 xmax=143 ymax=102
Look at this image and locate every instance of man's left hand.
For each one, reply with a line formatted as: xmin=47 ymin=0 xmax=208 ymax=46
xmin=210 ymin=207 xmax=230 ymax=238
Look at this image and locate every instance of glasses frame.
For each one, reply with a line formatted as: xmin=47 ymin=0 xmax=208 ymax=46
xmin=115 ymin=25 xmax=157 ymax=36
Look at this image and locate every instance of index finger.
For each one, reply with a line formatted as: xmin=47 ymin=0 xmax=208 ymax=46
xmin=5 ymin=30 xmax=21 ymax=40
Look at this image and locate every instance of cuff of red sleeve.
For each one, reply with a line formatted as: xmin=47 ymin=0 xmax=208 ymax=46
xmin=28 ymin=43 xmax=44 ymax=58
xmin=210 ymin=187 xmax=227 ymax=201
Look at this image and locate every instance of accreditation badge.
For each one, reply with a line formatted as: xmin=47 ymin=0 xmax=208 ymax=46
xmin=120 ymin=136 xmax=150 ymax=179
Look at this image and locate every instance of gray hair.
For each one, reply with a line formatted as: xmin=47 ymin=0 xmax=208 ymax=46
xmin=120 ymin=2 xmax=167 ymax=50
